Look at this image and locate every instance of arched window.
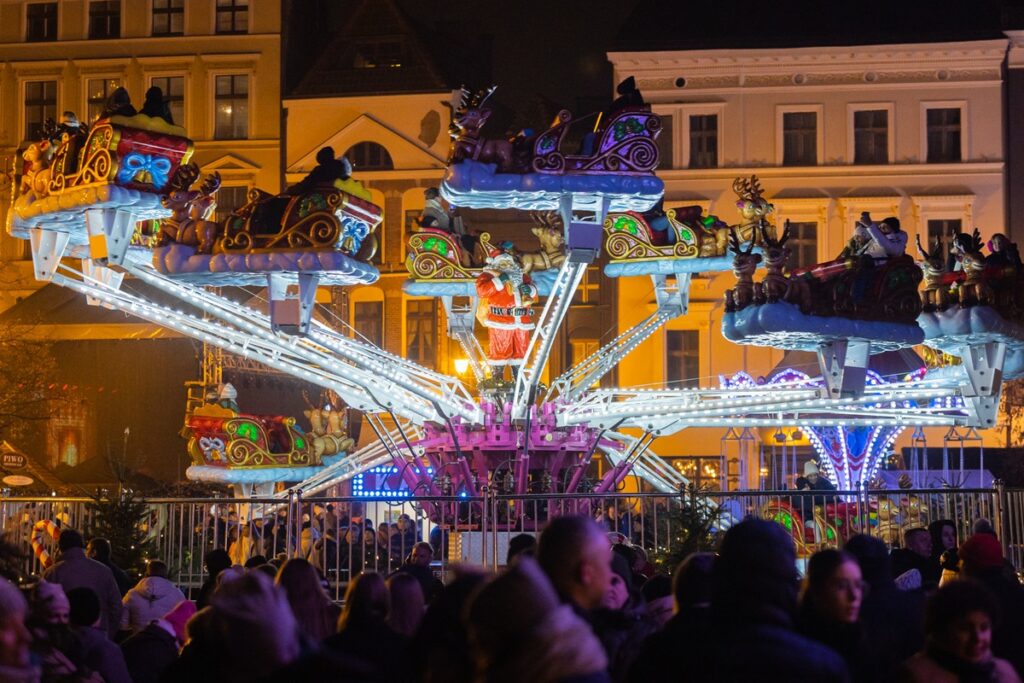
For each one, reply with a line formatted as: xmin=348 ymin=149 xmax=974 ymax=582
xmin=344 ymin=141 xmax=393 ymax=171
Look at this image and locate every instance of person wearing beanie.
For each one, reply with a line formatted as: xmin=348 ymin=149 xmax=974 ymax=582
xmin=67 ymin=587 xmax=131 ymax=683
xmin=684 ymin=519 xmax=848 ymax=682
xmin=27 ymin=581 xmax=92 ymax=682
xmin=795 ymin=460 xmax=838 ymax=522
xmin=0 ymin=578 xmax=38 ymax=683
xmin=121 ymin=600 xmax=196 ymax=683
xmin=845 ymin=534 xmax=926 ymax=677
xmin=41 ymin=529 xmax=122 ymax=638
xmin=467 ymin=556 xmax=609 ymax=683
xmin=959 ymin=534 xmax=1024 ymax=675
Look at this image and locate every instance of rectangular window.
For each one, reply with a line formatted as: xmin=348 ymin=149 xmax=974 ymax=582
xmin=353 ymin=40 xmax=404 ymax=68
xmin=688 ymin=114 xmax=718 ymax=169
xmin=927 ymin=108 xmax=962 ymax=163
xmin=26 ymin=3 xmax=58 ymax=42
xmin=354 ymin=301 xmax=384 ymax=348
xmin=656 ymin=113 xmax=673 ymax=170
xmin=88 ymin=1 xmax=120 ymax=39
xmin=214 ymin=74 xmax=248 ymax=140
xmin=24 ymin=80 xmax=57 ymax=140
xmin=785 ymin=221 xmax=818 ymax=271
xmin=853 ymin=109 xmax=888 ymax=164
xmin=927 ymin=219 xmax=962 ymax=256
xmin=149 ymin=76 xmax=184 ymax=127
xmin=86 ymin=78 xmax=121 ymax=122
xmin=782 ymin=111 xmax=817 ymax=166
xmin=152 ymin=0 xmax=184 ymax=36
xmin=572 ymin=265 xmax=601 ymax=305
xmin=666 ymin=330 xmax=699 ymax=387
xmin=216 ymin=0 xmax=248 ymax=34
xmin=215 ymin=186 xmax=249 ymax=222
xmin=406 ymin=299 xmax=437 ymax=368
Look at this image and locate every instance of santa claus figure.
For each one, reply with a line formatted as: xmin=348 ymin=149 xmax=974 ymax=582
xmin=476 ymin=242 xmax=538 ymax=372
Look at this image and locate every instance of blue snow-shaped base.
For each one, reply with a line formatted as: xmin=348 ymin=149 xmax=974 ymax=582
xmin=723 ymin=301 xmax=924 ymax=352
xmin=604 ymin=253 xmax=740 ymax=277
xmin=919 ymin=306 xmax=1024 ymax=380
xmin=403 ymin=267 xmax=559 ymax=297
xmin=441 ymin=160 xmax=663 ymax=212
xmin=186 ymin=453 xmax=346 ymax=484
xmin=152 ymin=244 xmax=380 ymax=286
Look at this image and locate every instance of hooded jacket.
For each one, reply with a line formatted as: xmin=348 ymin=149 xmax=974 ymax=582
xmin=121 ymin=576 xmax=187 ymax=633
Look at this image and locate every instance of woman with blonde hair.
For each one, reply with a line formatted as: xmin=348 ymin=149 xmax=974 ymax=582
xmin=275 ymin=558 xmax=339 ymax=644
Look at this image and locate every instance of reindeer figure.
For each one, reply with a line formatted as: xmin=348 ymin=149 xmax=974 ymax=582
xmin=732 ymin=175 xmax=776 ymax=245
xmin=302 ymin=391 xmax=355 ymax=460
xmin=953 ymin=229 xmax=992 ymax=307
xmin=158 ymin=162 xmax=222 ymax=253
xmin=520 ymin=211 xmax=567 ymax=273
xmin=915 ymin=235 xmax=950 ymax=312
xmin=758 ymin=222 xmax=812 ymax=312
xmin=449 ymin=85 xmax=516 ymax=171
xmin=725 ymin=228 xmax=762 ymax=312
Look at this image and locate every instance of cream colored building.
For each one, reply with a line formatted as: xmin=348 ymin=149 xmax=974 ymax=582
xmin=0 ymin=0 xmax=281 ymax=310
xmin=609 ymin=39 xmax=1013 ymax=486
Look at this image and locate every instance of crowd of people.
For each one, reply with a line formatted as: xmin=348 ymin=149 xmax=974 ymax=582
xmin=1 ymin=511 xmax=1022 ymax=683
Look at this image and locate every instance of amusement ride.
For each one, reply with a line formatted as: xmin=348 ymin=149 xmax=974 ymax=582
xmin=6 ymin=81 xmax=1022 ymax=531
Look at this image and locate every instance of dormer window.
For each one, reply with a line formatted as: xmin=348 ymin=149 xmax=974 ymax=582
xmin=353 ymin=40 xmax=404 ymax=69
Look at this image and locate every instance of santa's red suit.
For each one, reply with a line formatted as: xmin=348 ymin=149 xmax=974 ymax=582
xmin=476 ymin=258 xmax=538 ymax=365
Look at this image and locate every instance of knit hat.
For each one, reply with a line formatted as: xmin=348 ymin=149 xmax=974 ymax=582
xmin=959 ymin=533 xmax=1003 ymax=571
xmin=713 ymin=519 xmax=798 ymax=621
xmin=162 ymin=600 xmax=196 ymax=644
xmin=0 ymin=578 xmax=27 ymax=617
xmin=803 ymin=460 xmax=820 ymax=476
xmin=610 ymin=551 xmax=633 ymax=591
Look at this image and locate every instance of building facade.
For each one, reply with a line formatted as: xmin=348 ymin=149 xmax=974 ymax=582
xmin=609 ymin=39 xmax=1013 ymax=487
xmin=0 ymin=0 xmax=281 ymax=310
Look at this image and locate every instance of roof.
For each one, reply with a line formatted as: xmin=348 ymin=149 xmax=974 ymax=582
xmin=612 ymin=0 xmax=1013 ymax=53
xmin=0 ymin=440 xmax=66 ymax=493
xmin=290 ymin=0 xmax=451 ymax=97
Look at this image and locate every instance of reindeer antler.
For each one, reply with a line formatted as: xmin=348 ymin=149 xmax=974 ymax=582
xmin=199 ymin=171 xmax=221 ymax=197
xmin=473 ymin=85 xmax=498 ymax=108
xmin=530 ymin=210 xmax=562 ymax=230
xmin=972 ymin=228 xmax=983 ymax=251
xmin=167 ymin=161 xmax=200 ymax=192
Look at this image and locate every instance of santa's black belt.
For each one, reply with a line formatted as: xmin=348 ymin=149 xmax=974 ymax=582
xmin=490 ymin=306 xmax=532 ymax=316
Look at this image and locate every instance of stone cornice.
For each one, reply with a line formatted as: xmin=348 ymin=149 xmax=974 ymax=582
xmin=655 ymin=161 xmax=1003 ymax=182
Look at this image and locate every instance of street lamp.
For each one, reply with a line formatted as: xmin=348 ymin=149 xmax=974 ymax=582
xmin=453 ymin=358 xmax=470 ymax=376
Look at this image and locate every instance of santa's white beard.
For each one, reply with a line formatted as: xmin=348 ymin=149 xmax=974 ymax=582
xmin=494 ymin=258 xmax=524 ymax=288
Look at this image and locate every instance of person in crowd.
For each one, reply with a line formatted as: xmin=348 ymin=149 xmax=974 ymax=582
xmin=506 ymin=533 xmax=537 ymax=565
xmin=467 ymin=556 xmax=610 ymax=683
xmin=939 ymin=548 xmax=961 ymax=587
xmin=845 ymin=533 xmax=926 ymax=675
xmin=121 ymin=600 xmax=195 ymax=683
xmin=0 ymin=577 xmax=39 ymax=683
xmin=164 ymin=571 xmax=301 ymax=683
xmin=394 ymin=541 xmax=442 ymax=603
xmin=591 ymin=551 xmax=659 ymax=682
xmin=195 ymin=548 xmax=231 ymax=610
xmin=929 ymin=519 xmax=958 ymax=563
xmin=798 ymin=549 xmax=871 ymax=681
xmin=28 ymin=580 xmax=98 ymax=682
xmin=41 ymin=529 xmax=122 ymax=638
xmin=275 ymin=558 xmax=339 ymax=644
xmin=898 ymin=579 xmax=1022 ymax=683
xmin=973 ymin=518 xmax=997 ymax=536
xmin=958 ymin=533 xmax=1024 ymax=676
xmin=628 ymin=552 xmax=715 ymax=683
xmin=243 ymin=554 xmax=268 ymax=570
xmin=686 ymin=519 xmax=849 ymax=681
xmin=85 ymin=538 xmax=132 ymax=596
xmin=229 ymin=523 xmax=256 ymax=566
xmin=385 ymin=571 xmax=425 ymax=637
xmin=410 ymin=566 xmax=490 ymax=683
xmin=322 ymin=572 xmax=411 ymax=682
xmin=639 ymin=574 xmax=673 ymax=627
xmin=537 ymin=515 xmax=612 ymax=614
xmin=120 ymin=559 xmax=186 ymax=633
xmin=892 ymin=526 xmax=940 ymax=588
xmin=67 ymin=587 xmax=132 ymax=683
xmin=390 ymin=514 xmax=418 ymax=562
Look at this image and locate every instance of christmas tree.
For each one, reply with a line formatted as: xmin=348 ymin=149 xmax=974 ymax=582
xmin=86 ymin=491 xmax=156 ymax=580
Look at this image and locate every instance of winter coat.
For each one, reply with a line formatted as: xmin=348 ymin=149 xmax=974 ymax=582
xmin=628 ymin=606 xmax=711 ymax=683
xmin=972 ymin=569 xmax=1024 ymax=676
xmin=73 ymin=624 xmax=132 ymax=683
xmin=322 ymin=619 xmax=412 ymax=683
xmin=590 ymin=602 xmax=659 ymax=683
xmin=897 ymin=652 xmax=1022 ymax=683
xmin=394 ymin=563 xmax=442 ymax=604
xmin=798 ymin=603 xmax=874 ymax=682
xmin=121 ymin=576 xmax=187 ymax=633
xmin=121 ymin=621 xmax=179 ymax=683
xmin=41 ymin=547 xmax=122 ymax=638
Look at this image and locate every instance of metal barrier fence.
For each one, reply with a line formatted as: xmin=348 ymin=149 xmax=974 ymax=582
xmin=2 ymin=485 xmax=1021 ymax=595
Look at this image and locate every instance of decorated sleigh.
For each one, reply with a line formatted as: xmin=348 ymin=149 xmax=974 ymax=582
xmin=530 ymin=108 xmax=661 ymax=175
xmin=10 ymin=113 xmax=192 ymax=241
